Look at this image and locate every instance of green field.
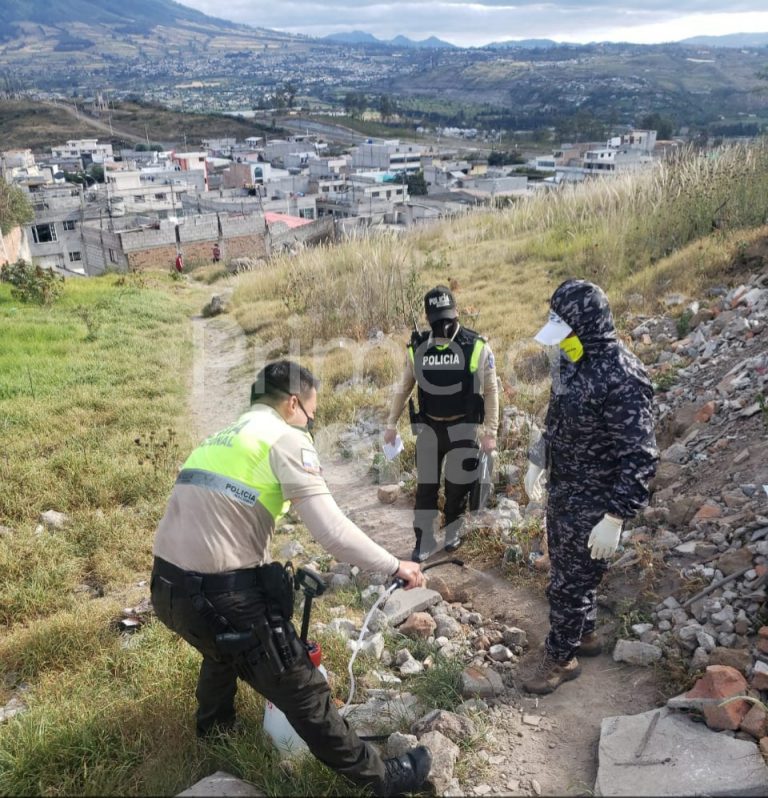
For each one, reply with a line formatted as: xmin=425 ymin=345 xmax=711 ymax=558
xmin=0 ymin=272 xmax=379 ymax=795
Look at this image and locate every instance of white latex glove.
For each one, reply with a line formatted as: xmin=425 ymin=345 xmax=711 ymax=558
xmin=524 ymin=462 xmax=545 ymax=502
xmin=587 ymin=514 xmax=623 ymax=560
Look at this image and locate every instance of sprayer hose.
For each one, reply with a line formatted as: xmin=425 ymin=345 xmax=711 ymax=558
xmin=342 ymin=557 xmax=466 ymax=728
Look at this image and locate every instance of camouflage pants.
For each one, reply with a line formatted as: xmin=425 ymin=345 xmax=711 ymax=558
xmin=544 ymin=501 xmax=609 ymax=662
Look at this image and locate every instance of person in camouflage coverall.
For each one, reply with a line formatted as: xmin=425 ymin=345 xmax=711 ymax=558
xmin=523 ymin=279 xmax=659 ymax=694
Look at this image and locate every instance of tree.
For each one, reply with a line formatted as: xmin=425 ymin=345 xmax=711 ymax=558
xmin=0 ymin=178 xmax=33 ymax=236
xmin=284 ymin=82 xmax=297 ymax=109
xmin=488 ymin=150 xmax=525 ymax=166
xmin=572 ymin=109 xmax=605 ymax=142
xmin=379 ymin=94 xmax=394 ymax=122
xmin=639 ymin=113 xmax=675 ymax=140
xmin=343 ymin=91 xmax=367 ymax=117
xmin=405 ymin=171 xmax=428 ymax=196
xmin=88 ymin=164 xmax=105 ymax=184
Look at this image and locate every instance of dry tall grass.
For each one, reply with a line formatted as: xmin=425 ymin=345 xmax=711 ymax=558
xmin=232 ymin=139 xmax=768 ymax=420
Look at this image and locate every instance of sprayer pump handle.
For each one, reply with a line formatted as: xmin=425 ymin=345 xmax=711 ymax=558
xmin=295 ymin=566 xmax=327 ymax=598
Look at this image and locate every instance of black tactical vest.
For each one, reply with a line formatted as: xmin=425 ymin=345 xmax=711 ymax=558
xmin=409 ymin=327 xmax=485 ymax=421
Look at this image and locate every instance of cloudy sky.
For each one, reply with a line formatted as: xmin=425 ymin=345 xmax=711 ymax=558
xmin=181 ymin=1 xmax=768 ymax=47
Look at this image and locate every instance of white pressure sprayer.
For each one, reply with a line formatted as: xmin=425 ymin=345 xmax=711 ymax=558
xmin=264 ymin=560 xmax=465 ymax=755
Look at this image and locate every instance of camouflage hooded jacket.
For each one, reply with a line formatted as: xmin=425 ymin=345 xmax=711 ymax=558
xmin=538 ymin=279 xmax=659 ymax=519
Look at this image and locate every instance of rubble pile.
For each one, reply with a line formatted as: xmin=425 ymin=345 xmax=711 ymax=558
xmin=305 ymin=570 xmax=526 ymax=792
xmin=312 ymin=570 xmax=526 ymax=686
xmin=605 ymin=265 xmax=768 ymax=740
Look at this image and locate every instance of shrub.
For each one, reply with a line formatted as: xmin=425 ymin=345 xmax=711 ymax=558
xmin=0 ymin=178 xmax=33 ymax=236
xmin=1 ymin=259 xmax=64 ymax=305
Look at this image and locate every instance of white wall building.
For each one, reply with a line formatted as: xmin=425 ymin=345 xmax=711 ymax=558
xmin=264 ymin=136 xmax=318 ymax=164
xmin=351 ymin=141 xmax=424 ymax=173
xmin=50 ymin=139 xmax=114 ymax=164
xmin=308 ymin=157 xmax=350 ymax=178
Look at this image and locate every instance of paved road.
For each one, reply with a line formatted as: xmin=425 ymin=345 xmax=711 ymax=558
xmin=276 ymin=117 xmax=371 ymax=145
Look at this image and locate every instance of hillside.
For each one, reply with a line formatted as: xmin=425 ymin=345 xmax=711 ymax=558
xmin=376 ymin=43 xmax=768 ymax=127
xmin=1 ymin=141 xmax=768 ymax=796
xmin=0 ymin=0 xmax=238 ymax=32
xmin=0 ymin=0 xmax=299 ymax=83
xmin=1 ymin=2 xmax=767 ymax=134
xmin=0 ymin=99 xmax=280 ymax=151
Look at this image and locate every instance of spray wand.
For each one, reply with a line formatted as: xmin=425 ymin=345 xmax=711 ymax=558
xmin=342 ymin=558 xmax=464 ymax=717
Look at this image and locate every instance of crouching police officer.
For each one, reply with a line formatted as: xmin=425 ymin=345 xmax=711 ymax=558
xmin=151 ymin=360 xmax=432 ymax=796
xmin=384 ymin=285 xmax=499 ymax=562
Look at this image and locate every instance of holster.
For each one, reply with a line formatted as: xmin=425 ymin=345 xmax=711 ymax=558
xmin=469 ymin=394 xmax=485 ymax=426
xmin=256 ymin=561 xmax=303 ymax=674
xmin=185 ymin=563 xmax=302 ymax=676
xmin=257 ymin=561 xmax=295 ymax=622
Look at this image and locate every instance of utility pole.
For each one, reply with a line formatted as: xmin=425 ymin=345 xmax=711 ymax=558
xmin=79 ymin=183 xmax=90 ymax=275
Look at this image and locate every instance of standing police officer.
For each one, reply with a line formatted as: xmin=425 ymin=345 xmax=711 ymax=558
xmin=151 ymin=360 xmax=431 ymax=796
xmin=384 ymin=285 xmax=499 ymax=561
xmin=522 ymin=280 xmax=658 ymax=694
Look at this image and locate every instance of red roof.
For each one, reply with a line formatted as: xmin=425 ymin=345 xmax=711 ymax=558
xmin=264 ymin=211 xmax=312 ymax=229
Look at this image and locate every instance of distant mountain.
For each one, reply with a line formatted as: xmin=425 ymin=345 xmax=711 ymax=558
xmin=323 ymin=31 xmax=455 ymax=48
xmin=323 ymin=30 xmax=382 ymax=45
xmin=485 ymin=38 xmax=559 ymax=50
xmin=0 ymin=0 xmax=238 ymax=30
xmin=390 ymin=35 xmax=456 ymax=49
xmin=0 ymin=0 xmax=295 ymax=59
xmin=679 ymin=32 xmax=768 ymax=48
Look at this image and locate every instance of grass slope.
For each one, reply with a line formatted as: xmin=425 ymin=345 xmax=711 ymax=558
xmin=230 ymin=139 xmax=768 ymax=424
xmin=0 ymin=100 xmax=280 ymax=151
xmin=2 ymin=138 xmax=768 ymax=795
xmin=0 ymin=273 xmax=368 ymax=796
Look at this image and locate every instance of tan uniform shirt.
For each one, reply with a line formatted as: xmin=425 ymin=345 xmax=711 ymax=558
xmin=154 ymin=405 xmax=398 ymax=575
xmin=386 ymin=329 xmax=499 ymax=437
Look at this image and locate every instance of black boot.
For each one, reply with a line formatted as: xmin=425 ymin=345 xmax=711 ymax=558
xmin=378 ymin=745 xmax=432 ymax=797
xmin=410 ymin=529 xmax=422 ymax=562
xmin=443 ymin=519 xmax=463 ymax=553
xmin=411 ymin=531 xmax=431 ymax=563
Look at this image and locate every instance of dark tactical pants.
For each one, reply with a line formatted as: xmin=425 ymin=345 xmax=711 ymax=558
xmin=150 ymin=560 xmax=387 ymax=793
xmin=414 ymin=419 xmax=479 ymax=552
xmin=544 ymin=500 xmax=609 ymax=662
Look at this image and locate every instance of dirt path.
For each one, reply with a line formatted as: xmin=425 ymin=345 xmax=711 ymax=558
xmin=42 ymin=100 xmax=146 ymax=144
xmin=322 ymin=451 xmax=660 ymax=796
xmin=189 ymin=312 xmax=248 ymax=439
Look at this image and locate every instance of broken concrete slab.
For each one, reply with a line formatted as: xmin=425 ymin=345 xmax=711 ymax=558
xmin=595 ymin=707 xmax=768 ymax=796
xmin=613 ymin=639 xmax=663 ymax=666
xmin=342 ymin=692 xmax=423 ymax=737
xmin=382 ymin=587 xmax=441 ymax=626
xmin=411 ymin=709 xmax=476 ymax=745
xmin=460 ymin=666 xmax=504 ymax=699
xmin=177 ymin=771 xmax=264 ymax=797
xmin=419 ymin=730 xmax=460 ymax=795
